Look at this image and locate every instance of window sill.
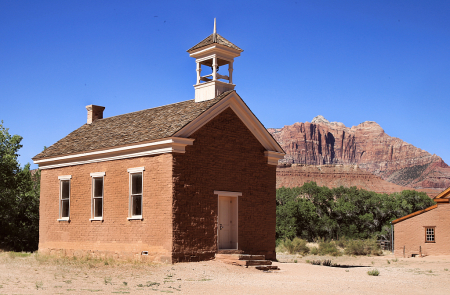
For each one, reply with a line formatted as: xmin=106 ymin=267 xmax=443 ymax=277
xmin=57 ymin=218 xmax=70 ymax=222
xmin=425 ymin=241 xmax=436 ymax=243
xmin=127 ymin=217 xmax=143 ymax=221
xmin=89 ymin=218 xmax=103 ymax=222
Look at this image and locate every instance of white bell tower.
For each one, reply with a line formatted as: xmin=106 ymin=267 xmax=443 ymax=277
xmin=187 ymin=19 xmax=243 ymax=102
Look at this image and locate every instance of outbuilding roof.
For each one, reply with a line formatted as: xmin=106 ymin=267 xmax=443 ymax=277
xmin=433 ymin=186 xmax=450 ymax=199
xmin=391 ymin=186 xmax=450 ymax=224
xmin=33 ymin=90 xmax=234 ymax=160
xmin=391 ymin=204 xmax=438 ymax=224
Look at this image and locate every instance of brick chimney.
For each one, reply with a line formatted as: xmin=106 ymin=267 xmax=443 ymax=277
xmin=86 ymin=105 xmax=105 ymax=124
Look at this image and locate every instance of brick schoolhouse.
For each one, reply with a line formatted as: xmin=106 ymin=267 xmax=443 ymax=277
xmin=32 ymin=23 xmax=285 ymax=263
xmin=392 ymin=187 xmax=450 ymax=257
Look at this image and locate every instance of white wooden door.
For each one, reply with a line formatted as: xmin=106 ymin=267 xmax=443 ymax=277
xmin=218 ymin=196 xmax=238 ymax=249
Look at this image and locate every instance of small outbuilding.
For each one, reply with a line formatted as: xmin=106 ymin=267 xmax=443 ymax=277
xmin=392 ymin=187 xmax=450 ymax=257
xmin=32 ymin=23 xmax=285 ymax=263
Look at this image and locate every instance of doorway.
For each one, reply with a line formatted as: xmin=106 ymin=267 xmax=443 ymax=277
xmin=218 ymin=195 xmax=238 ymax=250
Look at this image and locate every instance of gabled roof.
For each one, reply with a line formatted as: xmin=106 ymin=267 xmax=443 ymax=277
xmin=33 ymin=91 xmax=233 ymax=160
xmin=33 ymin=91 xmax=284 ymax=164
xmin=187 ymin=33 xmax=243 ymax=53
xmin=433 ymin=186 xmax=450 ymax=199
xmin=391 ymin=186 xmax=450 ymax=225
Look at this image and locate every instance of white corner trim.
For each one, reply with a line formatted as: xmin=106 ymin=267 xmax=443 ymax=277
xmin=58 ymin=175 xmax=72 ymax=180
xmin=127 ymin=167 xmax=145 ymax=173
xmin=90 ymin=172 xmax=105 ymax=177
xmin=214 ymin=190 xmax=242 ymax=197
xmin=35 ymin=137 xmax=194 ymax=170
xmin=265 ymin=151 xmax=285 ymax=165
xmin=174 ymin=92 xmax=285 ymax=155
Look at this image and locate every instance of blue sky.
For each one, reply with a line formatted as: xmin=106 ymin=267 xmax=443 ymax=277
xmin=1 ymin=0 xmax=449 ymax=168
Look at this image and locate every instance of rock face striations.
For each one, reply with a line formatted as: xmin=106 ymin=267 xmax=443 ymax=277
xmin=269 ymin=116 xmax=450 ymax=190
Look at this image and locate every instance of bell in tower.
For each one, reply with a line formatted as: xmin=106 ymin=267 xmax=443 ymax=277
xmin=187 ymin=19 xmax=243 ymax=102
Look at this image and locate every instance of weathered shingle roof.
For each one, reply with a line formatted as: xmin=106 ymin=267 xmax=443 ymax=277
xmin=33 ymin=91 xmax=234 ymax=160
xmin=187 ymin=33 xmax=243 ymax=53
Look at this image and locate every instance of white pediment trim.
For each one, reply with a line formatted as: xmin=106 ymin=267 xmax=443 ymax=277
xmin=174 ymin=92 xmax=285 ymax=162
xmin=34 ymin=137 xmax=194 ymax=170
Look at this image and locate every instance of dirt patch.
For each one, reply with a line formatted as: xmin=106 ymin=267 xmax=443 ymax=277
xmin=0 ymin=252 xmax=450 ymax=294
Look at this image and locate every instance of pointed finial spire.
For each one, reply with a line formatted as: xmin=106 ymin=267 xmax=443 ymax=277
xmin=213 ymin=18 xmax=217 ymax=42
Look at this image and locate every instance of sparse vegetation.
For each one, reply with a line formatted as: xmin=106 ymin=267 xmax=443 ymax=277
xmin=343 ymin=239 xmax=382 ymax=256
xmin=308 ymin=259 xmax=340 ymax=267
xmin=316 ymin=239 xmax=342 ymax=256
xmin=276 ymin=237 xmax=310 ymax=255
xmin=367 ymin=269 xmax=380 ymax=276
xmin=35 ymin=281 xmax=43 ymax=290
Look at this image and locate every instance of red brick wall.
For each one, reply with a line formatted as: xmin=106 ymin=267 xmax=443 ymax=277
xmin=394 ymin=203 xmax=450 ymax=257
xmin=172 ymin=107 xmax=277 ymax=262
xmin=39 ymin=154 xmax=173 ymax=262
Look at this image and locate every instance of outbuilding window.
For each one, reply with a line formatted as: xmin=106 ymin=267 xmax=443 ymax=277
xmin=127 ymin=167 xmax=145 ymax=220
xmin=90 ymin=172 xmax=105 ymax=220
xmin=58 ymin=175 xmax=72 ymax=221
xmin=425 ymin=227 xmax=435 ymax=243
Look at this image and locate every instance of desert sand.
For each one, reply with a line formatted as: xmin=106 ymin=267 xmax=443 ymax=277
xmin=0 ymin=251 xmax=449 ymax=294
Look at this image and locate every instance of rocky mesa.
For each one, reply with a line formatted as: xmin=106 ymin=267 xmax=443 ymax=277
xmin=269 ymin=116 xmax=450 ymax=190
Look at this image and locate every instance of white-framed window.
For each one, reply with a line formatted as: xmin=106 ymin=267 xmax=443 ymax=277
xmin=425 ymin=227 xmax=435 ymax=243
xmin=58 ymin=175 xmax=72 ymax=221
xmin=90 ymin=172 xmax=105 ymax=221
xmin=127 ymin=167 xmax=144 ymax=220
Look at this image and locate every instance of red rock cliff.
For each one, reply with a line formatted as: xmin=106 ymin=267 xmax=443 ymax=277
xmin=268 ymin=116 xmax=450 ymax=190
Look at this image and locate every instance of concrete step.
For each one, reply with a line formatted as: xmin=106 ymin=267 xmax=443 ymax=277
xmin=215 ymin=253 xmax=279 ymax=271
xmin=238 ymin=254 xmax=265 ymax=260
xmin=245 ymin=260 xmax=272 ymax=266
xmin=217 ymin=249 xmax=244 ymax=255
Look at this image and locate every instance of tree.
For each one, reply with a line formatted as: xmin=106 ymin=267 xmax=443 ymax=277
xmin=276 ymin=182 xmax=436 ymax=242
xmin=0 ymin=121 xmax=40 ymax=251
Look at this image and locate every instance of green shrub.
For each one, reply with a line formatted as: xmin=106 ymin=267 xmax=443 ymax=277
xmin=277 ymin=237 xmax=310 ymax=255
xmin=344 ymin=239 xmax=382 ymax=256
xmin=317 ymin=240 xmax=342 ymax=256
xmin=335 ymin=237 xmax=349 ymax=248
xmin=310 ymin=247 xmax=319 ymax=255
xmin=367 ymin=269 xmax=380 ymax=276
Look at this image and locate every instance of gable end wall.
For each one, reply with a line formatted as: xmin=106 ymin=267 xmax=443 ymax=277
xmin=172 ymin=107 xmax=276 ymax=262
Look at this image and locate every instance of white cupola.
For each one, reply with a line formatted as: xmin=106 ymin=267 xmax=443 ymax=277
xmin=187 ymin=19 xmax=243 ymax=102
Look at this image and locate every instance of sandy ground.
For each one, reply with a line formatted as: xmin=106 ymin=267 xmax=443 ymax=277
xmin=1 ymin=251 xmax=450 ymax=294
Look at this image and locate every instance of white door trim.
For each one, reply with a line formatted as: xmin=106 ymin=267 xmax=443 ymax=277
xmin=214 ymin=190 xmax=242 ymax=197
xmin=216 ymin=191 xmax=240 ymax=250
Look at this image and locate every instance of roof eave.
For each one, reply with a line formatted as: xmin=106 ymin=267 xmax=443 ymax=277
xmin=391 ymin=204 xmax=438 ymax=224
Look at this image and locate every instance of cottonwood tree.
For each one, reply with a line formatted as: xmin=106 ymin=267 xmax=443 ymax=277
xmin=276 ymin=182 xmax=436 ymax=242
xmin=0 ymin=121 xmax=40 ymax=251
